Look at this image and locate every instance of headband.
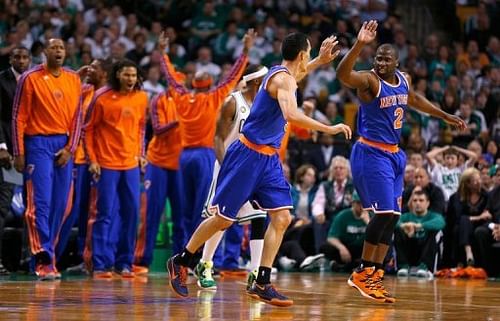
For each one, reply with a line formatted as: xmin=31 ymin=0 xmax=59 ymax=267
xmin=243 ymin=66 xmax=269 ymax=82
xmin=192 ymin=76 xmax=213 ymax=88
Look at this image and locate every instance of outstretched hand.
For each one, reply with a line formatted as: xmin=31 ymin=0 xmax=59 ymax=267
xmin=326 ymin=123 xmax=352 ymax=140
xmin=158 ymin=31 xmax=170 ymax=52
xmin=357 ymin=20 xmax=378 ymax=44
xmin=242 ymin=28 xmax=257 ymax=54
xmin=444 ymin=114 xmax=467 ymax=131
xmin=317 ymin=35 xmax=340 ymax=65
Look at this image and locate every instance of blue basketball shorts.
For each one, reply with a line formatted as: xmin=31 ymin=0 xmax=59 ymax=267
xmin=209 ymin=140 xmax=292 ymax=221
xmin=350 ymin=140 xmax=406 ymax=213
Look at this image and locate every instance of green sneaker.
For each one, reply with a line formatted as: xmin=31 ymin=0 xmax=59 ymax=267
xmin=246 ymin=269 xmax=258 ymax=292
xmin=194 ymin=261 xmax=217 ymax=290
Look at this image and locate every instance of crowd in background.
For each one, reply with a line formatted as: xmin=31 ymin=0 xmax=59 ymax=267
xmin=0 ymin=0 xmax=499 ymax=278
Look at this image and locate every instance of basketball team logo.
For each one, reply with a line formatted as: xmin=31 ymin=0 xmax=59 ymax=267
xmin=240 ymin=106 xmax=247 ymax=113
xmin=144 ymin=180 xmax=151 ymax=190
xmin=53 ymin=90 xmax=63 ymax=100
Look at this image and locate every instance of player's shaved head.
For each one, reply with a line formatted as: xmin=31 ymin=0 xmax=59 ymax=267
xmin=376 ymin=44 xmax=399 ymax=60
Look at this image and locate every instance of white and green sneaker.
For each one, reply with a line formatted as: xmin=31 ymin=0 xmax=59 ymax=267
xmin=246 ymin=269 xmax=258 ymax=292
xmin=194 ymin=261 xmax=217 ymax=290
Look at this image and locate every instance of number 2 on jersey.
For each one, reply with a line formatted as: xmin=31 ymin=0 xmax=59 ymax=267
xmin=393 ymin=107 xmax=403 ymax=129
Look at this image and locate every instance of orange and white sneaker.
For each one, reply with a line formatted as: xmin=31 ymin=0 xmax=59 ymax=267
xmin=35 ymin=264 xmax=56 ymax=281
xmin=93 ymin=270 xmax=113 ymax=279
xmin=132 ymin=265 xmax=149 ymax=276
xmin=371 ymin=269 xmax=396 ymax=303
xmin=347 ymin=266 xmax=386 ymax=303
xmin=114 ymin=268 xmax=135 ymax=279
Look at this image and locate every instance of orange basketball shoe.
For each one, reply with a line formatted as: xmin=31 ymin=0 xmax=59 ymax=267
xmin=347 ymin=266 xmax=386 ymax=303
xmin=371 ymin=269 xmax=396 ymax=303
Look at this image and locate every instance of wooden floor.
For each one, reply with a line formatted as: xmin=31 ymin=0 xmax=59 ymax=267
xmin=0 ymin=272 xmax=499 ymax=321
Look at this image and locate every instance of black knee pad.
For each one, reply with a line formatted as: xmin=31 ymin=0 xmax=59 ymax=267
xmin=250 ymin=217 xmax=266 ymax=240
xmin=365 ymin=213 xmax=394 ymax=245
xmin=380 ymin=214 xmax=400 ymax=245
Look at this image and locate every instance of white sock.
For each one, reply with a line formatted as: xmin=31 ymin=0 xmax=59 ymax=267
xmin=201 ymin=230 xmax=225 ymax=262
xmin=249 ymin=239 xmax=264 ymax=272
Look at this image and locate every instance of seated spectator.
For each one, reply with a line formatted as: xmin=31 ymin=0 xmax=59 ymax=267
xmin=142 ymin=65 xmax=165 ymax=100
xmin=474 ymin=169 xmax=500 ymax=276
xmin=319 ymin=191 xmax=369 ymax=272
xmin=395 ymin=189 xmax=445 ymax=278
xmin=427 ymin=145 xmax=477 ymax=201
xmin=404 ymin=164 xmax=415 ymax=188
xmin=307 ymin=133 xmax=346 ymax=180
xmin=402 ymin=167 xmax=446 ymax=215
xmin=312 ymin=156 xmax=354 ymax=251
xmin=446 ymin=168 xmax=490 ymax=267
xmin=291 ymin=164 xmax=319 ymax=221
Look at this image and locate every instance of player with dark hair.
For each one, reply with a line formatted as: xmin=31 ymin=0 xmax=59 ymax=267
xmin=167 ymin=32 xmax=351 ymax=307
xmin=336 ymin=20 xmax=466 ymax=303
xmin=84 ymin=59 xmax=148 ymax=279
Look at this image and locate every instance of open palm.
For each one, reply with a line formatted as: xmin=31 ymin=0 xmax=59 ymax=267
xmin=317 ymin=35 xmax=340 ymax=64
xmin=357 ymin=20 xmax=378 ymax=44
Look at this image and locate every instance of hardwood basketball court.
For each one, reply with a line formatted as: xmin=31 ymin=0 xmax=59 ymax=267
xmin=0 ymin=273 xmax=498 ymax=320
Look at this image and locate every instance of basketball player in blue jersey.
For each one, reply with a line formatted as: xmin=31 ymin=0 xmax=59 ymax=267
xmin=336 ymin=20 xmax=467 ymax=303
xmin=167 ymin=32 xmax=352 ymax=307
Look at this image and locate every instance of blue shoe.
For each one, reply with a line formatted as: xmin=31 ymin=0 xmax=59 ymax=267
xmin=166 ymin=255 xmax=188 ymax=297
xmin=247 ymin=283 xmax=293 ymax=307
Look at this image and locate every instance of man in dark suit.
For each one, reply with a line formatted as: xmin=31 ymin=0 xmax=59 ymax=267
xmin=0 ymin=46 xmax=31 ymax=274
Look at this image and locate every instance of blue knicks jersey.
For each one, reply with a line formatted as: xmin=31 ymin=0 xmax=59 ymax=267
xmin=241 ymin=66 xmax=290 ymax=149
xmin=357 ymin=69 xmax=409 ymax=145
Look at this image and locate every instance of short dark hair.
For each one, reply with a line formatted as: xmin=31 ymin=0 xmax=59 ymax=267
xmin=281 ymin=32 xmax=309 ymax=61
xmin=377 ymin=43 xmax=399 ymax=60
xmin=412 ymin=189 xmax=429 ymax=200
xmin=443 ymin=148 xmax=459 ymax=157
xmin=94 ymin=58 xmax=112 ymax=75
xmin=11 ymin=46 xmax=29 ymax=55
xmin=108 ymin=59 xmax=142 ymax=91
xmin=244 ymin=64 xmax=262 ymax=75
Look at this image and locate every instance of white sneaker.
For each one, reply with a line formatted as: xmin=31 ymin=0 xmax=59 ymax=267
xmin=397 ymin=268 xmax=409 ymax=277
xmin=278 ymin=256 xmax=297 ymax=271
xmin=299 ymin=253 xmax=325 ymax=271
xmin=416 ymin=268 xmax=434 ymax=280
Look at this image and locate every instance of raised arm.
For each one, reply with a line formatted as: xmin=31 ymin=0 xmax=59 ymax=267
xmin=296 ymin=35 xmax=340 ymax=82
xmin=212 ymin=29 xmax=255 ymax=105
xmin=336 ymin=20 xmax=378 ymax=91
xmin=452 ymin=145 xmax=478 ymax=166
xmin=426 ymin=145 xmax=449 ymax=168
xmin=273 ymin=73 xmax=352 ymax=139
xmin=214 ymin=95 xmax=236 ymax=163
xmin=158 ymin=31 xmax=188 ymax=95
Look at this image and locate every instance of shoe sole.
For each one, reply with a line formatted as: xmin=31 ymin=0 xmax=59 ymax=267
xmin=246 ymin=291 xmax=294 ymax=307
xmin=166 ymin=259 xmax=188 ymax=298
xmin=37 ymin=274 xmax=56 ymax=281
xmin=347 ymin=278 xmax=387 ymax=303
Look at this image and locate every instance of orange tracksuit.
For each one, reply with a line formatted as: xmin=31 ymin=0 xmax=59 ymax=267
xmin=160 ymin=52 xmax=248 ymax=235
xmin=84 ymin=86 xmax=148 ymax=272
xmin=11 ymin=64 xmax=82 ymax=266
xmin=134 ymin=92 xmax=186 ymax=266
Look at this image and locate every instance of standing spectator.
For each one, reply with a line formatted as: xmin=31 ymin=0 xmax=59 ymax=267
xmin=84 ymin=59 xmax=148 ymax=279
xmin=319 ymin=191 xmax=370 ymax=272
xmin=0 ymin=46 xmax=31 ymax=275
xmin=395 ymin=189 xmax=445 ymax=278
xmin=12 ymin=39 xmax=82 ymax=280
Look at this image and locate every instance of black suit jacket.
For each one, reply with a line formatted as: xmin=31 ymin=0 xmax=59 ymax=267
xmin=0 ymin=68 xmax=16 ymax=153
xmin=306 ymin=143 xmax=350 ymax=179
